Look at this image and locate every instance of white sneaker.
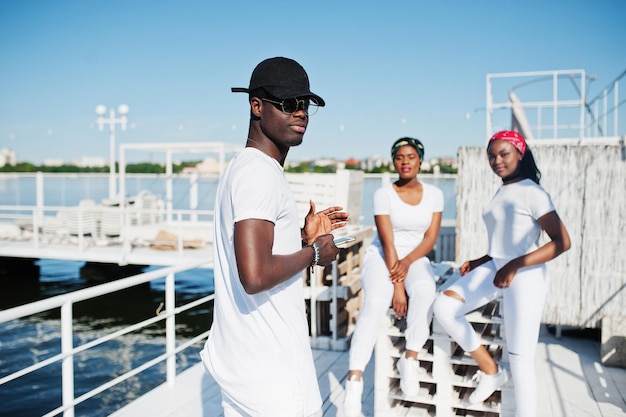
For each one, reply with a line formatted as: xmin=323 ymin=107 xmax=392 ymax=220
xmin=343 ymin=374 xmax=363 ymax=417
xmin=397 ymin=355 xmax=423 ymax=397
xmin=468 ymin=365 xmax=509 ymax=404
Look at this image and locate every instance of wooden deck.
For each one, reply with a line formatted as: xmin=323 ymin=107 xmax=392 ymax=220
xmin=110 ymin=325 xmax=626 ymax=417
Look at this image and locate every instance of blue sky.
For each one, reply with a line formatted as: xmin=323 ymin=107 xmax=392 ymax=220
xmin=1 ymin=0 xmax=624 ymax=164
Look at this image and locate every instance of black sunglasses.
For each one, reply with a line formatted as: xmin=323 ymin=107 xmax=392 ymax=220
xmin=261 ymin=97 xmax=319 ymax=116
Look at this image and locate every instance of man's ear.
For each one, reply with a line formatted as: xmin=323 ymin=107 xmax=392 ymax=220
xmin=250 ymin=97 xmax=263 ymax=118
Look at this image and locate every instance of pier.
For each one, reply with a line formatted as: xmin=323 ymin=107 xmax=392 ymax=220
xmin=110 ymin=325 xmax=626 ymax=417
xmin=1 ymin=68 xmax=624 ymax=416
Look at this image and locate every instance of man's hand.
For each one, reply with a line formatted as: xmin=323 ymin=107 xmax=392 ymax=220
xmin=314 ymin=234 xmax=340 ymax=266
xmin=302 ymin=200 xmax=349 ymax=244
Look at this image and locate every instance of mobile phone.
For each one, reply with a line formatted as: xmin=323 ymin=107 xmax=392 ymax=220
xmin=333 ymin=236 xmax=356 ymax=246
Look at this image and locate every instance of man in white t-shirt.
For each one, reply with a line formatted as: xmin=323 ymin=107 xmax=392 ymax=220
xmin=201 ymin=57 xmax=349 ymax=417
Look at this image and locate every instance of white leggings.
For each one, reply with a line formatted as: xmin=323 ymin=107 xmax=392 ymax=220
xmin=432 ymin=260 xmax=548 ymax=417
xmin=348 ymin=246 xmax=436 ymax=371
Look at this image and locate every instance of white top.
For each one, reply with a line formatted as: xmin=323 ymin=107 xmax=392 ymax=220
xmin=371 ymin=182 xmax=444 ymax=258
xmin=202 ymin=148 xmax=321 ymax=416
xmin=483 ymin=179 xmax=555 ymax=261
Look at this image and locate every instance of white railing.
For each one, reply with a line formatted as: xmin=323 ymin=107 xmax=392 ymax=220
xmin=486 ymin=69 xmax=624 ymax=141
xmin=0 ymin=260 xmax=213 ymax=417
xmin=1 ymin=171 xmax=458 ymax=265
xmin=0 ymin=203 xmax=214 ymax=255
xmin=435 ymin=219 xmax=456 ymax=263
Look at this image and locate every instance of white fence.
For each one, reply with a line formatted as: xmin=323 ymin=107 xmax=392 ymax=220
xmin=0 ymin=260 xmax=213 ymax=417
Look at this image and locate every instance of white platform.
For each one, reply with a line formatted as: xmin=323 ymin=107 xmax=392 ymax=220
xmin=110 ymin=325 xmax=626 ymax=417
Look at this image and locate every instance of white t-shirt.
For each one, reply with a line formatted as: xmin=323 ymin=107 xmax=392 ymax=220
xmin=201 ymin=148 xmax=321 ymax=416
xmin=371 ymin=182 xmax=444 ymax=258
xmin=483 ymin=179 xmax=555 ymax=261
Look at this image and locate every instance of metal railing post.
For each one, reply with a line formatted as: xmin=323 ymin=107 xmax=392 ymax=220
xmin=32 ymin=209 xmax=40 ymax=249
xmin=78 ymin=208 xmax=84 ymax=250
xmin=190 ymin=173 xmax=198 ymax=222
xmin=310 ymin=267 xmax=318 ymax=344
xmin=177 ymin=213 xmax=184 ymax=255
xmin=35 ymin=171 xmax=43 ymax=247
xmin=165 ymin=271 xmax=176 ymax=386
xmin=331 ymin=260 xmax=338 ymax=346
xmin=61 ymin=302 xmax=75 ymax=417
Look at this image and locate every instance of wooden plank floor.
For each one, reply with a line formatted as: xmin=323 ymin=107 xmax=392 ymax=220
xmin=534 ymin=326 xmax=626 ymax=417
xmin=110 ymin=325 xmax=626 ymax=417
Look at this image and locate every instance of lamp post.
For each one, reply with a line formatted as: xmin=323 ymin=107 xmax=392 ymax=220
xmin=96 ymin=104 xmax=129 ymax=200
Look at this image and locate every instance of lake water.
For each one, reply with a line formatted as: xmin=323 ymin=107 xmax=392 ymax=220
xmin=0 ymin=173 xmax=456 ymax=416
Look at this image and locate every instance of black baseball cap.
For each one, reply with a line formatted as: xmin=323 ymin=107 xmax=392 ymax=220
xmin=231 ymin=57 xmax=325 ymax=106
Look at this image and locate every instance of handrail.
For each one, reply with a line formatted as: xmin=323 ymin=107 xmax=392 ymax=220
xmin=0 ymin=203 xmax=215 ymax=256
xmin=486 ymin=69 xmax=623 ymax=140
xmin=0 ymin=259 xmax=213 ymax=417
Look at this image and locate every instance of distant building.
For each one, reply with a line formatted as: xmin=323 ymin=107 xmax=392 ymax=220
xmin=73 ymin=156 xmax=107 ymax=168
xmin=285 ymin=154 xmax=456 ymax=173
xmin=284 ymin=160 xmax=301 ymax=169
xmin=427 ymin=156 xmax=458 ymax=174
xmin=438 ymin=157 xmax=458 ymax=169
xmin=43 ymin=158 xmax=65 ymax=167
xmin=421 ymin=160 xmax=433 ymax=171
xmin=363 ymin=154 xmax=385 ymax=171
xmin=344 ymin=158 xmax=360 ymax=169
xmin=0 ymin=148 xmax=17 ymax=167
xmin=315 ymin=158 xmax=336 ymax=168
xmin=181 ymin=157 xmax=227 ymax=175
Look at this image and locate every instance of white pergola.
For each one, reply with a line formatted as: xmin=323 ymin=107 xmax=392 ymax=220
xmin=485 ymin=69 xmax=622 ymax=145
xmin=118 ymin=141 xmax=243 ymax=221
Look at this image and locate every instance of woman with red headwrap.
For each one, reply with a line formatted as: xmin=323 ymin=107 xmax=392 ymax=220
xmin=433 ymin=131 xmax=571 ymax=417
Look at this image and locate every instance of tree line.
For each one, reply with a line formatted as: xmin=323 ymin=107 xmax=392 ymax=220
xmin=0 ymin=161 xmax=197 ymax=174
xmin=0 ymin=161 xmax=457 ymax=174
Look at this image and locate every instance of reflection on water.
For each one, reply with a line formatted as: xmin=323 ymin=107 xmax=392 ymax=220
xmin=0 ymin=259 xmax=214 ymax=417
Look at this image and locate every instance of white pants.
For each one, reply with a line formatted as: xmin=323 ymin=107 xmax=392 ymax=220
xmin=348 ymin=246 xmax=436 ymax=371
xmin=432 ymin=260 xmax=548 ymax=417
xmin=221 ymin=387 xmax=322 ymax=417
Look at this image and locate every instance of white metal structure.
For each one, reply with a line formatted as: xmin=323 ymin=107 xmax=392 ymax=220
xmin=486 ymin=69 xmax=623 ymax=143
xmin=118 ymin=141 xmax=242 ymax=222
xmin=0 ymin=170 xmax=215 ymax=266
xmin=95 ymin=104 xmax=130 ymax=200
xmin=0 ymin=260 xmax=212 ymax=417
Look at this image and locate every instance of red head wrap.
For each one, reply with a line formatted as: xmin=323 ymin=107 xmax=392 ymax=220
xmin=488 ymin=130 xmax=527 ymax=156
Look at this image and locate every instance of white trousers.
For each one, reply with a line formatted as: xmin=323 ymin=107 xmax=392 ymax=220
xmin=432 ymin=260 xmax=548 ymax=417
xmin=221 ymin=386 xmax=322 ymax=417
xmin=348 ymin=246 xmax=436 ymax=371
